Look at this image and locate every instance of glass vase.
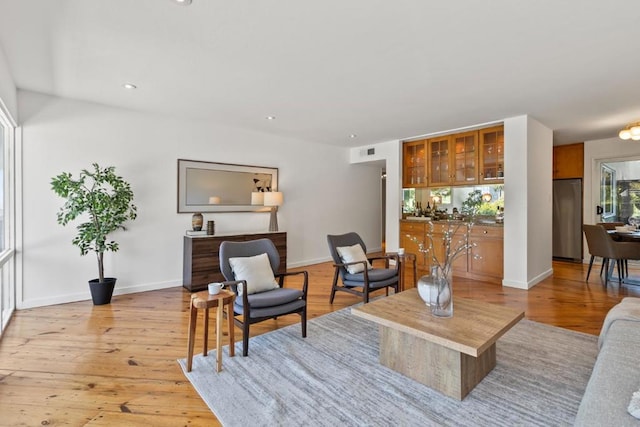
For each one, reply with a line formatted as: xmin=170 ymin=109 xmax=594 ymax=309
xmin=417 ymin=266 xmax=439 ymax=308
xmin=430 ymin=266 xmax=453 ymax=317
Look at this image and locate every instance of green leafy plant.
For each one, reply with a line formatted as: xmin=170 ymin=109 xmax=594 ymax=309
xmin=461 ymin=189 xmax=483 ymax=215
xmin=461 ymin=189 xmax=503 ymax=215
xmin=51 ymin=163 xmax=137 ymax=283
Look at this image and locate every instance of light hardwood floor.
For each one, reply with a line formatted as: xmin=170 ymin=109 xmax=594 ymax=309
xmin=1 ymin=259 xmax=639 ymax=426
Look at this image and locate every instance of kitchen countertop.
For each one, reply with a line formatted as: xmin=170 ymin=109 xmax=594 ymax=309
xmin=400 ymin=217 xmax=504 ymax=227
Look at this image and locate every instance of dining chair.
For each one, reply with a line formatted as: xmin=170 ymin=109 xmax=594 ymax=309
xmin=583 ymin=224 xmax=640 ymax=287
xmin=583 ymin=224 xmax=620 ymax=286
xmin=602 ymin=222 xmax=631 ymax=277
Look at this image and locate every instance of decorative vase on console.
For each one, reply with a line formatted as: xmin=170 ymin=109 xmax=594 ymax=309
xmin=192 ymin=212 xmax=203 ymax=231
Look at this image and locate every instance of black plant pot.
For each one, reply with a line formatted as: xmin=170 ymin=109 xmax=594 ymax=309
xmin=88 ymin=278 xmax=117 ymax=305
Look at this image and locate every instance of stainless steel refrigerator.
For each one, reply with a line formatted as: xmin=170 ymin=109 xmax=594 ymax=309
xmin=553 ymin=178 xmax=583 ymax=261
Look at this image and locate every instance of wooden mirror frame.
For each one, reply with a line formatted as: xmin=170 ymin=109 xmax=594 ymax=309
xmin=177 ymin=159 xmax=278 ymax=213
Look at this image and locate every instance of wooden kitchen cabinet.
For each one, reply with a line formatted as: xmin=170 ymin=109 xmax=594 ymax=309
xmin=403 ymin=139 xmax=428 ymax=187
xmin=478 ymin=126 xmax=504 ymax=184
xmin=400 ymin=221 xmax=503 ymax=282
xmin=468 ymin=225 xmax=504 ymax=280
xmin=427 ymin=132 xmax=478 ymax=186
xmin=553 ymin=142 xmax=584 ymax=179
xmin=451 ymin=131 xmax=478 ymax=185
xmin=427 ymin=135 xmax=452 ymax=186
xmin=400 ymin=221 xmax=426 ymax=268
xmin=403 ymin=124 xmax=504 ymax=188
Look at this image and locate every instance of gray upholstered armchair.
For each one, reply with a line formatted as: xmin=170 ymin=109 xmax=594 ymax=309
xmin=219 ymin=238 xmax=308 ymax=356
xmin=327 ymin=232 xmax=399 ymax=303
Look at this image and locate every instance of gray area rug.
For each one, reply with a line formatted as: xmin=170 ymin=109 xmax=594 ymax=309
xmin=178 ymin=307 xmax=597 ymax=427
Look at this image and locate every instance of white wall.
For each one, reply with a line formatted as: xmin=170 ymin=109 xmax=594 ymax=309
xmin=18 ymin=90 xmax=382 ymax=308
xmin=503 ymin=115 xmax=553 ymax=289
xmin=350 ymin=140 xmax=401 ymax=251
xmin=0 ymin=44 xmax=17 ymax=123
xmin=526 ymin=118 xmax=554 ymax=284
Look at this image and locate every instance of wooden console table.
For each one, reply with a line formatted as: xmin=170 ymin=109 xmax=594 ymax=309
xmin=183 ymin=231 xmax=287 ymax=292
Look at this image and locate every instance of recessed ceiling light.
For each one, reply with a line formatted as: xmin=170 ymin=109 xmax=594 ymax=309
xmin=266 ymin=116 xmax=276 ymax=120
xmin=349 ymin=134 xmax=357 ymax=138
xmin=174 ymin=0 xmax=192 ymax=5
xmin=123 ymin=83 xmax=137 ymax=90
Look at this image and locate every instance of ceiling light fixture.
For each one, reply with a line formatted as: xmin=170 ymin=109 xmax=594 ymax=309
xmin=173 ymin=0 xmax=192 ymax=5
xmin=619 ymin=122 xmax=640 ymax=141
xmin=349 ymin=134 xmax=357 ymax=138
xmin=266 ymin=116 xmax=276 ymax=120
xmin=123 ymin=83 xmax=137 ymax=90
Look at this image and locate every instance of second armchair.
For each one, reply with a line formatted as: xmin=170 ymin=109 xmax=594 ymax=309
xmin=327 ymin=232 xmax=399 ymax=303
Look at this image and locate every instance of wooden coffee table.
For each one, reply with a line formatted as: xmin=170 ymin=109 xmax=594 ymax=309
xmin=352 ymin=289 xmax=524 ymax=400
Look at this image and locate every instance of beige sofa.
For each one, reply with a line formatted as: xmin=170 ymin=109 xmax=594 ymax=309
xmin=574 ymin=297 xmax=640 ymax=426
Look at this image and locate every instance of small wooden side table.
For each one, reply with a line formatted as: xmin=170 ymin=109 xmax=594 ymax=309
xmin=187 ymin=290 xmax=235 ymax=372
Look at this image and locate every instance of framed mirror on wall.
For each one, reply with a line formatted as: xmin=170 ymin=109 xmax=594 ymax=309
xmin=177 ymin=159 xmax=278 ymax=213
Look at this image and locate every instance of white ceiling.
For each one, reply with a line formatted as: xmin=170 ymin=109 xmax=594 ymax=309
xmin=0 ymin=0 xmax=639 ymax=147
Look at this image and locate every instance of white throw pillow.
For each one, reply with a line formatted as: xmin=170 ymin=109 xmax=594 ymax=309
xmin=336 ymin=244 xmax=372 ymax=274
xmin=629 ymin=390 xmax=640 ymax=419
xmin=229 ymin=253 xmax=279 ymax=296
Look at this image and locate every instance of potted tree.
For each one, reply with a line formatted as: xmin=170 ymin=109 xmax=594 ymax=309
xmin=51 ymin=163 xmax=137 ymax=305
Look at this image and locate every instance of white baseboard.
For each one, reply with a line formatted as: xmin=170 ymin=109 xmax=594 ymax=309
xmin=18 ymin=249 xmax=388 ymax=308
xmin=286 ymin=247 xmax=383 ymax=269
xmin=17 ymin=279 xmax=182 ymax=309
xmin=287 ymin=256 xmax=333 ymax=269
xmin=502 ymin=268 xmax=553 ymax=290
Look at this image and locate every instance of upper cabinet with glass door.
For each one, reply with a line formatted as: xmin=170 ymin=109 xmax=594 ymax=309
xmin=403 ymin=139 xmax=428 ymax=187
xmin=451 ymin=131 xmax=478 ymax=185
xmin=402 ymin=124 xmax=504 ymax=188
xmin=429 ymin=132 xmax=477 ymax=186
xmin=478 ymin=126 xmax=504 ymax=184
xmin=428 ymin=135 xmax=452 ymax=186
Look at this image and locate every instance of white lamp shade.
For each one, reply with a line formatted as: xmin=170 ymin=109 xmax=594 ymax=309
xmin=209 ymin=196 xmax=221 ymax=204
xmin=264 ymin=191 xmax=283 ymax=207
xmin=251 ymin=192 xmax=264 ymax=205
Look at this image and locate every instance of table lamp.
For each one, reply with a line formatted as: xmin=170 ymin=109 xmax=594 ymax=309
xmin=263 ymin=191 xmax=283 ymax=232
xmin=251 ymin=192 xmax=264 ymax=205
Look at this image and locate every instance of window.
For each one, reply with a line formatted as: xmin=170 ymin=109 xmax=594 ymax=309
xmin=598 ymin=160 xmax=640 ymax=224
xmin=0 ymin=104 xmax=15 ymax=337
xmin=0 ymin=125 xmax=4 ymax=251
xmin=600 ymin=164 xmax=616 ymax=220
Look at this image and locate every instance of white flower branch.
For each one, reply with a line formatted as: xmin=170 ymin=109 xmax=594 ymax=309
xmin=408 ymin=219 xmax=480 ymax=276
